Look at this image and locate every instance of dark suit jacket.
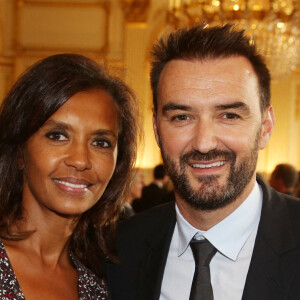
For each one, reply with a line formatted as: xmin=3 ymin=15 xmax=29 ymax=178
xmin=106 ymin=179 xmax=300 ymax=300
xmin=132 ymin=183 xmax=170 ymax=213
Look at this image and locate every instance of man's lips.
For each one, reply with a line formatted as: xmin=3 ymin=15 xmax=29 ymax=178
xmin=190 ymin=161 xmax=226 ymax=169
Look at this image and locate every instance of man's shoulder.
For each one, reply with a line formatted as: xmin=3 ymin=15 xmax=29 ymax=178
xmin=119 ymin=201 xmax=175 ymax=228
xmin=280 ymin=192 xmax=300 ymax=226
xmin=117 ymin=201 xmax=175 ymax=240
xmin=260 ymin=180 xmax=300 ymax=240
xmin=264 ymin=182 xmax=300 ymax=214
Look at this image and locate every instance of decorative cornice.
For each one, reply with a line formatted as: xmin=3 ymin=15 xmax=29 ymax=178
xmin=121 ymin=0 xmax=150 ymax=23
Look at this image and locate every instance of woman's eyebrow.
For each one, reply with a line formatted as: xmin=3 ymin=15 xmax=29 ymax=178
xmin=43 ymin=119 xmax=71 ymax=130
xmin=93 ymin=129 xmax=118 ymax=139
xmin=44 ymin=120 xmax=118 ymax=139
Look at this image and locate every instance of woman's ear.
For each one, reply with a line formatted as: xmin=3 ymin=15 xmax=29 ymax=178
xmin=259 ymin=105 xmax=275 ymax=150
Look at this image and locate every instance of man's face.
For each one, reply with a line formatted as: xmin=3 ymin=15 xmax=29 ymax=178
xmin=153 ymin=57 xmax=274 ymax=211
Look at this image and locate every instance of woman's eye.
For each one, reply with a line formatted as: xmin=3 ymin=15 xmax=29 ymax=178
xmin=46 ymin=131 xmax=68 ymax=141
xmin=92 ymin=139 xmax=112 ymax=149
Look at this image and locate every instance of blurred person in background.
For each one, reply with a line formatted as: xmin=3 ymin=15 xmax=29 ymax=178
xmin=121 ymin=168 xmax=145 ymax=220
xmin=132 ymin=164 xmax=170 ymax=213
xmin=294 ymin=171 xmax=300 ymax=198
xmin=269 ymin=163 xmax=299 ymax=195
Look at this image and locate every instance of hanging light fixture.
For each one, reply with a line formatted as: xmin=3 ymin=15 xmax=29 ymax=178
xmin=167 ymin=0 xmax=300 ymax=78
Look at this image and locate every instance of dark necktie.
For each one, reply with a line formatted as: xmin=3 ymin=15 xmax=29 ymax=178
xmin=189 ymin=238 xmax=217 ymax=300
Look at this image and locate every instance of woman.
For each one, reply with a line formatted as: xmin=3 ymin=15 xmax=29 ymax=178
xmin=0 ymin=53 xmax=139 ymax=299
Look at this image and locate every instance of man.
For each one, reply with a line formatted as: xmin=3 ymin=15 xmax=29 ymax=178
xmin=132 ymin=164 xmax=171 ymax=212
xmin=120 ymin=168 xmax=145 ymax=220
xmin=106 ymin=24 xmax=300 ymax=300
xmin=269 ymin=163 xmax=299 ymax=195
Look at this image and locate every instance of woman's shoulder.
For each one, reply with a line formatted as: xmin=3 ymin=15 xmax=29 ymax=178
xmin=0 ymin=239 xmax=25 ymax=299
xmin=71 ymin=253 xmax=110 ymax=300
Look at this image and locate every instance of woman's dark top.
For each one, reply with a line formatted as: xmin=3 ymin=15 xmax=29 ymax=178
xmin=0 ymin=240 xmax=110 ymax=299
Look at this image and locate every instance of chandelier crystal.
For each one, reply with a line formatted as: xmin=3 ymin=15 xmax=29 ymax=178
xmin=167 ymin=0 xmax=300 ymax=78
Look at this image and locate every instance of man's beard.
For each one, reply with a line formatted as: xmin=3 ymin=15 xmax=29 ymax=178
xmin=159 ymin=129 xmax=261 ymax=211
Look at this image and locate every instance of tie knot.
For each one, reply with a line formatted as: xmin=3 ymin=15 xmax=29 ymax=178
xmin=190 ymin=238 xmax=217 ymax=266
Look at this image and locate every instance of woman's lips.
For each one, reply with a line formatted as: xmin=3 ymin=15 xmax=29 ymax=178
xmin=53 ymin=177 xmax=92 ymax=195
xmin=54 ymin=179 xmax=88 ymax=189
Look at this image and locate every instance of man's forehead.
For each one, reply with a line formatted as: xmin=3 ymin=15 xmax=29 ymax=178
xmin=159 ymin=56 xmax=256 ymax=81
xmin=156 ymin=57 xmax=260 ymax=108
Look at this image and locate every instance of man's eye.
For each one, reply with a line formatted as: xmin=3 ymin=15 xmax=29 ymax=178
xmin=223 ymin=113 xmax=240 ymax=120
xmin=171 ymin=114 xmax=190 ymax=121
xmin=92 ymin=139 xmax=112 ymax=149
xmin=46 ymin=131 xmax=68 ymax=141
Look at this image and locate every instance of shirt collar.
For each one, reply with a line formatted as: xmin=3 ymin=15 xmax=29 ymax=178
xmin=176 ymin=181 xmax=262 ymax=261
xmin=154 ymin=181 xmax=163 ymax=188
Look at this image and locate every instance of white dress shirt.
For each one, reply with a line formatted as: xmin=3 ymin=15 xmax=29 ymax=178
xmin=160 ymin=181 xmax=262 ymax=300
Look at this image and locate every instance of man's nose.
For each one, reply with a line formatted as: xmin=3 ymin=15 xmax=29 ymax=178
xmin=192 ymin=119 xmax=218 ymax=154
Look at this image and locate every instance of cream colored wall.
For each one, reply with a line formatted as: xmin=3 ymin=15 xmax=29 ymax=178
xmin=122 ymin=0 xmax=169 ymax=169
xmin=257 ymin=70 xmax=300 ymax=178
xmin=0 ymin=0 xmax=299 ymax=176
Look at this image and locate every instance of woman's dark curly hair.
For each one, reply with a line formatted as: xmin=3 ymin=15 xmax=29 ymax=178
xmin=0 ymin=53 xmax=139 ymax=276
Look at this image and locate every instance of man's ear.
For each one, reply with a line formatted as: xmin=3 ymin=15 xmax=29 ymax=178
xmin=259 ymin=105 xmax=275 ymax=150
xmin=152 ymin=109 xmax=160 ymax=148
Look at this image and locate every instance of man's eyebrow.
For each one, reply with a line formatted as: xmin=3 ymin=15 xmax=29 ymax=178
xmin=162 ymin=102 xmax=193 ymax=114
xmin=215 ymin=101 xmax=250 ymax=111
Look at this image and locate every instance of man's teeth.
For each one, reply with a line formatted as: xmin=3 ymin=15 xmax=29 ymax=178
xmin=191 ymin=161 xmax=226 ymax=168
xmin=54 ymin=179 xmax=88 ymax=189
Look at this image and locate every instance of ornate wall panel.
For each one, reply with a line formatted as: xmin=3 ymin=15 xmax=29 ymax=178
xmin=295 ymin=81 xmax=300 ymax=122
xmin=121 ymin=0 xmax=150 ymax=23
xmin=0 ymin=57 xmax=13 ymax=101
xmin=0 ymin=2 xmax=3 ymax=54
xmin=16 ymin=0 xmax=110 ymax=54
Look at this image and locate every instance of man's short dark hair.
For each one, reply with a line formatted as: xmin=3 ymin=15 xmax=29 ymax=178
xmin=150 ymin=23 xmax=270 ymax=113
xmin=154 ymin=164 xmax=166 ymax=179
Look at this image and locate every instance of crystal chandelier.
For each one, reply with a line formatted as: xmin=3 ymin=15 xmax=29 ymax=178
xmin=167 ymin=0 xmax=300 ymax=78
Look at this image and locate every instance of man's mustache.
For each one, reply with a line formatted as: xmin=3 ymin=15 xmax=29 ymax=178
xmin=180 ymin=149 xmax=236 ymax=163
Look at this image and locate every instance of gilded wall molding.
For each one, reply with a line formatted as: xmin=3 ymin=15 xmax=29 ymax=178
xmin=296 ymin=83 xmax=300 ymax=121
xmin=15 ymin=0 xmax=110 ymax=54
xmin=121 ymin=0 xmax=150 ymax=23
xmin=0 ymin=3 xmax=3 ymax=54
xmin=0 ymin=56 xmax=14 ymax=102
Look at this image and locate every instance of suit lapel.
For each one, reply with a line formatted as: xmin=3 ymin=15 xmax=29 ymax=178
xmin=137 ymin=203 xmax=176 ymax=300
xmin=242 ymin=179 xmax=296 ymax=300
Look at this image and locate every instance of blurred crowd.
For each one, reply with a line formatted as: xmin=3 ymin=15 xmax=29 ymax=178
xmin=268 ymin=163 xmax=300 ymax=198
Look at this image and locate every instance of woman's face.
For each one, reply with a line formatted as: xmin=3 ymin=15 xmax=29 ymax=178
xmin=21 ymin=89 xmax=118 ymax=218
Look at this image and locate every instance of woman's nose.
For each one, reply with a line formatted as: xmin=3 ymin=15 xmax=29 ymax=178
xmin=64 ymin=142 xmax=92 ymax=171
